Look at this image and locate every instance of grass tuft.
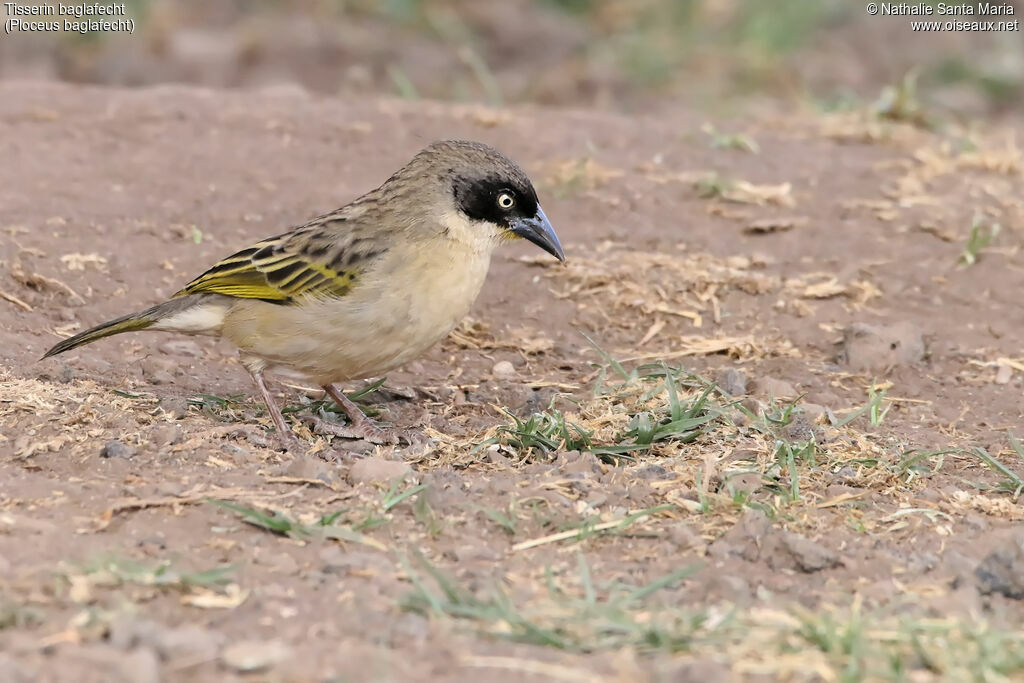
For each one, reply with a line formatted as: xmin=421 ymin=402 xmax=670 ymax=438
xmin=401 ymin=551 xmax=703 ymax=652
xmin=959 ymin=216 xmax=1000 ymax=267
xmin=208 ymin=499 xmax=386 ymax=549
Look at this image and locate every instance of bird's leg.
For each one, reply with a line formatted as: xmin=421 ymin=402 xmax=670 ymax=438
xmin=248 ymin=369 xmax=303 ymax=454
xmin=302 ymin=383 xmax=404 ymax=445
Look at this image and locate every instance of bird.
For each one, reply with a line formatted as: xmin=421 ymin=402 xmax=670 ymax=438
xmin=43 ymin=140 xmax=565 ymax=453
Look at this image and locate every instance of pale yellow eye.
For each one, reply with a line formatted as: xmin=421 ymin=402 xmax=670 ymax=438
xmin=497 ymin=192 xmax=515 ymax=209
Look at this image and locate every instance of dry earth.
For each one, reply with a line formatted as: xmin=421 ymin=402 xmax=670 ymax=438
xmin=1 ymin=82 xmax=1024 ymax=682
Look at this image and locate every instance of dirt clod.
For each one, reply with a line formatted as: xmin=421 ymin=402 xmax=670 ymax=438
xmin=100 ymin=439 xmax=136 ymax=459
xmin=157 ymin=340 xmax=203 ymax=357
xmin=221 ymin=640 xmax=292 ymax=673
xmin=750 ymin=376 xmax=798 ymax=399
xmin=715 ymin=368 xmax=748 ymax=396
xmin=838 ymin=321 xmax=925 ymax=372
xmin=491 ymin=360 xmax=516 ymax=378
xmin=347 ymin=456 xmax=413 ymax=485
xmin=775 ymin=531 xmax=842 ymax=573
xmin=974 ymin=534 xmax=1024 ymax=599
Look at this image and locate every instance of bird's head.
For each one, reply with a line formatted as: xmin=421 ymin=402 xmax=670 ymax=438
xmin=402 ymin=140 xmax=565 ymax=262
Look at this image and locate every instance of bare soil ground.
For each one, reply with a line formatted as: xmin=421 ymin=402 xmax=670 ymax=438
xmin=2 ymin=82 xmax=1024 ymax=682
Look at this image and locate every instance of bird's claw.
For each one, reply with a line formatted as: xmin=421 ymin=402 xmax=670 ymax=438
xmin=301 ymin=414 xmax=418 ymax=446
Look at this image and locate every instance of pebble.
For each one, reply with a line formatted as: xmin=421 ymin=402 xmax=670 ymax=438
xmin=149 ymin=425 xmax=183 ymax=447
xmin=750 ymin=376 xmax=798 ymax=399
xmin=557 ymin=450 xmax=602 ymax=476
xmin=281 ymin=455 xmax=338 ymax=486
xmin=779 ymin=531 xmax=841 ymax=573
xmin=221 ymin=640 xmax=292 ymax=673
xmin=800 ymin=403 xmax=827 ymax=423
xmin=100 ymin=439 xmax=136 ymax=459
xmin=667 ymin=522 xmax=703 ymax=551
xmin=838 ymin=321 xmax=925 ymax=371
xmin=740 ymin=397 xmax=764 ymax=417
xmin=715 ymin=368 xmax=748 ymax=396
xmin=347 ymin=456 xmax=412 ymax=485
xmin=58 ymin=365 xmax=75 ymax=384
xmin=491 ymin=360 xmax=516 ymax=378
xmin=781 ymin=413 xmax=817 ymax=443
xmin=140 ymin=357 xmax=177 ymax=385
xmin=156 ymin=625 xmax=225 ymax=662
xmin=995 ymin=364 xmax=1013 ymax=385
xmin=974 ymin=533 xmax=1024 ymax=599
xmin=159 ymin=396 xmax=192 ymax=419
xmin=630 ymin=464 xmax=673 ymax=481
xmin=157 ymin=339 xmax=203 ymax=357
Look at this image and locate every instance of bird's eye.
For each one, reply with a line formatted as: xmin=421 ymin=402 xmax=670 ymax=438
xmin=497 ymin=192 xmax=515 ymax=210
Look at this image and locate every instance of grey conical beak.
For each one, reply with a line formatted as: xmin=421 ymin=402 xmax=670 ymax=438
xmin=510 ymin=205 xmax=564 ymax=262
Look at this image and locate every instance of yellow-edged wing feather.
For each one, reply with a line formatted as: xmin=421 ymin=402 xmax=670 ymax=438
xmin=175 ymin=225 xmax=376 ymax=303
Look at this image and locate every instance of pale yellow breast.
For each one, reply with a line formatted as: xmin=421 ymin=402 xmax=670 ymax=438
xmin=220 ymin=230 xmax=494 ymax=385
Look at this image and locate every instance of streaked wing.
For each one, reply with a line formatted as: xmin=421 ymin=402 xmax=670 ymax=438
xmin=175 ymin=220 xmax=384 ymax=304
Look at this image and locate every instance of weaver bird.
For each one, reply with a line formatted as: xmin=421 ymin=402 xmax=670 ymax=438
xmin=43 ymin=140 xmax=564 ymax=452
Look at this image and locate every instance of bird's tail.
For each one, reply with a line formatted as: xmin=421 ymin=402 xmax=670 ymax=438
xmin=42 ymin=295 xmax=228 ymax=359
xmin=43 ymin=311 xmax=156 ymax=358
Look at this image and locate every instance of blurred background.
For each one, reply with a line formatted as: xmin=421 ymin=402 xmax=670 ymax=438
xmin=1 ymin=0 xmax=1022 ymax=119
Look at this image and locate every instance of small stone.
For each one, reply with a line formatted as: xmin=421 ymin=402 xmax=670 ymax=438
xmin=750 ymin=376 xmax=797 ymax=399
xmin=831 ymin=465 xmax=857 ymax=483
xmin=659 ymin=658 xmax=731 ymax=683
xmin=221 ymin=640 xmax=291 ymax=673
xmin=58 ymin=365 xmax=75 ymax=384
xmin=974 ymin=534 xmax=1024 ymax=599
xmin=319 ymin=547 xmax=391 ymax=575
xmin=715 ymin=368 xmax=748 ymax=396
xmin=109 ymin=617 xmax=162 ymax=651
xmin=906 ymin=552 xmax=939 ymax=574
xmin=281 ymin=455 xmax=338 ymax=486
xmin=724 ymin=472 xmax=762 ymax=495
xmin=837 ymin=321 xmax=925 ymax=372
xmin=800 ymin=403 xmax=827 ymax=422
xmin=484 ymin=447 xmax=512 ymax=469
xmin=740 ymin=397 xmax=764 ymax=417
xmin=155 ymin=626 xmax=224 ymax=662
xmin=159 ymin=396 xmax=191 ymax=419
xmin=557 ymin=451 xmax=601 ymax=476
xmin=995 ymin=364 xmax=1013 ymax=385
xmin=963 ymin=514 xmax=989 ymax=531
xmin=150 ymin=425 xmax=183 ymax=447
xmin=491 ymin=360 xmax=516 ymax=378
xmin=157 ymin=340 xmax=203 ymax=357
xmin=781 ymin=413 xmax=817 ymax=443
xmin=668 ymin=522 xmax=702 ymax=551
xmin=347 ymin=456 xmax=412 ymax=485
xmin=630 ymin=464 xmax=673 ymax=481
xmin=140 ymin=358 xmax=176 ymax=385
xmin=448 ymin=542 xmax=500 ymax=563
xmin=100 ymin=440 xmax=136 ymax=459
xmin=779 ymin=531 xmax=841 ymax=573
xmin=337 ymin=439 xmax=375 ymax=454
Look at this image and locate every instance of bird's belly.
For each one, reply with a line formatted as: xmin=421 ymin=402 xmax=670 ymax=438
xmin=221 ymin=249 xmax=491 ymax=384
